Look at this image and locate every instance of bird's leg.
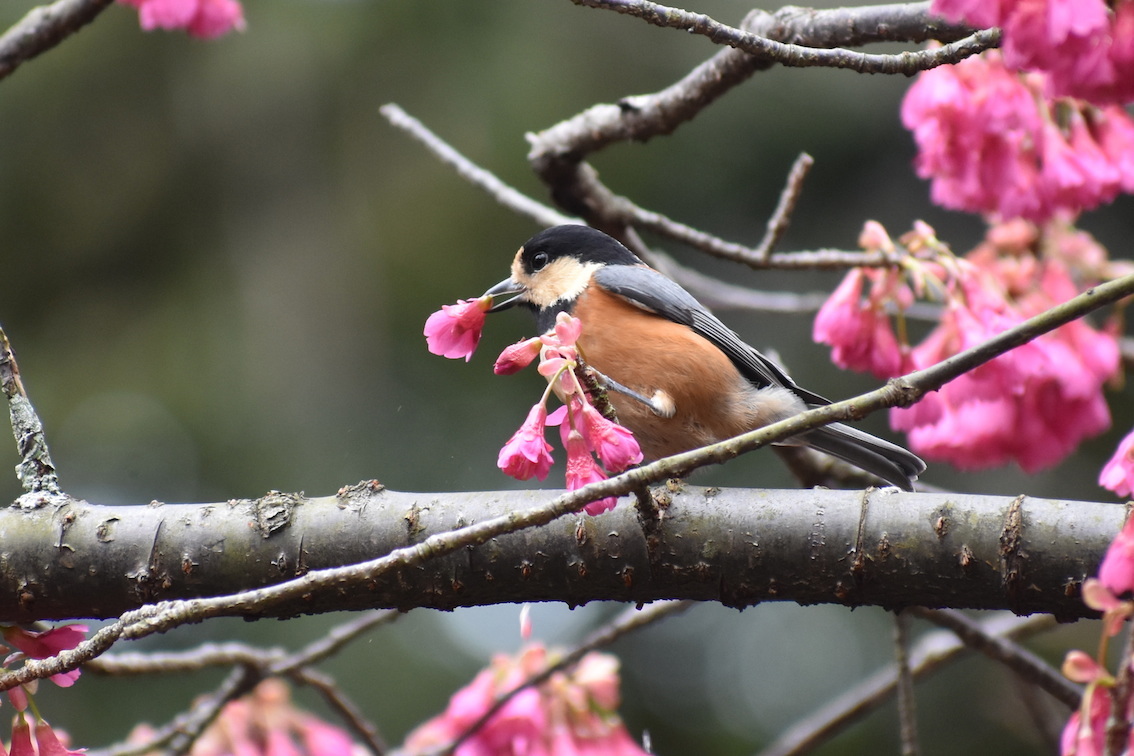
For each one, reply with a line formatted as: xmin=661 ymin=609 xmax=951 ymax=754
xmin=583 ymin=366 xmax=675 ymax=418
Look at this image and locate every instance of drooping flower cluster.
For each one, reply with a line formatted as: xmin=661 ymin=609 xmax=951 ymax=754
xmin=814 ymin=219 xmax=1120 ymax=473
xmin=403 ymin=643 xmax=649 ymax=756
xmin=425 ymin=295 xmax=642 ymax=516
xmin=118 ymin=0 xmax=246 ymax=39
xmin=901 ymin=49 xmax=1134 ymax=223
xmin=128 ymin=678 xmax=361 ymax=756
xmin=932 ymin=0 xmax=1134 ymax=105
xmin=494 ymin=313 xmax=643 ymax=516
xmin=813 ymin=222 xmax=913 ymax=379
xmin=1058 ymin=518 xmax=1134 ymax=755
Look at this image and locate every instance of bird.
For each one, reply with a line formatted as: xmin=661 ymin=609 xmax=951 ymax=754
xmin=481 ymin=224 xmax=925 ymax=491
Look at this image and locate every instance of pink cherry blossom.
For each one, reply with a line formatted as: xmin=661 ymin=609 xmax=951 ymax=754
xmin=1061 ymin=684 xmax=1111 ymax=756
xmin=495 ymin=338 xmax=542 ymax=375
xmin=117 ymin=0 xmax=245 ymax=39
xmin=11 ymin=718 xmax=34 ymax=756
xmin=1100 ymin=429 xmax=1134 ymax=498
xmin=883 ymin=221 xmax=1118 ymax=472
xmin=562 ymin=429 xmax=617 ymax=516
xmin=578 ymin=403 xmax=642 ymax=473
xmin=403 ymin=643 xmax=648 ymax=756
xmin=1 ymin=624 xmax=88 ymax=688
xmin=931 ymin=0 xmax=1134 ymax=106
xmin=34 ymin=722 xmax=84 ymax=756
xmin=902 ymin=49 xmax=1134 ymax=221
xmin=498 ymin=404 xmax=555 ymax=481
xmin=424 ymin=297 xmax=491 ymax=362
xmin=1098 ymin=517 xmax=1134 ymax=596
xmin=813 ymin=268 xmax=907 ymax=380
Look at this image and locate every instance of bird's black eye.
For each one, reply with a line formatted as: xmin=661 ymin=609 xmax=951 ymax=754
xmin=531 ymin=251 xmax=550 ymax=271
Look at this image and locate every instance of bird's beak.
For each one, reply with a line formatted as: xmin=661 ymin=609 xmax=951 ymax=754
xmin=483 ymin=278 xmax=525 ymax=312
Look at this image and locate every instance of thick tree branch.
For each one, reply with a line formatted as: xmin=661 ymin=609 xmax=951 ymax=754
xmin=0 ymin=485 xmax=1122 ymax=623
xmin=0 ymin=0 xmax=114 ymax=82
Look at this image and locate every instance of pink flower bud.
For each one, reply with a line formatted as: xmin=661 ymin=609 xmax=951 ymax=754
xmin=498 ymin=404 xmax=555 ymax=481
xmin=494 ymin=338 xmax=541 ymax=375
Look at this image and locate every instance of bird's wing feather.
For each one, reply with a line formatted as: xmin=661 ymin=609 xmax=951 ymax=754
xmin=593 ymin=265 xmax=829 ymax=404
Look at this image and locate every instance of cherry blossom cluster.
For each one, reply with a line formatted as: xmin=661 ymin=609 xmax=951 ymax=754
xmin=1059 ymin=519 xmax=1134 ymax=755
xmin=425 ymin=298 xmax=643 ymax=516
xmin=0 ymin=623 xmax=90 ymax=756
xmin=403 ymin=643 xmax=649 ymax=756
xmin=129 ymin=678 xmax=360 ymax=756
xmin=932 ymin=0 xmax=1134 ymax=105
xmin=814 ymin=219 xmax=1121 ymax=474
xmin=118 ymin=0 xmax=245 ymax=39
xmin=902 ymin=50 xmax=1134 ymax=223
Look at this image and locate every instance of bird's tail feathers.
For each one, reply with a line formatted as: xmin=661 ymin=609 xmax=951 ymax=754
xmin=800 ymin=423 xmax=926 ymax=491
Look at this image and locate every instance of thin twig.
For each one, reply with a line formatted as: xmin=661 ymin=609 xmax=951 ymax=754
xmin=0 ymin=326 xmax=60 ymax=496
xmin=756 ymin=614 xmax=1058 ymax=756
xmin=291 ymin=667 xmax=388 ymax=756
xmin=909 ymin=607 xmax=1081 ymax=708
xmin=572 ymin=0 xmax=998 ymax=75
xmin=755 ymin=152 xmax=813 ymax=261
xmin=9 ymin=272 xmax=1134 ymax=691
xmin=893 ymin=610 xmax=920 ymax=756
xmin=88 ymin=612 xmax=398 ymax=756
xmin=380 ymin=103 xmax=578 ymax=229
xmin=0 ymin=0 xmax=114 ymax=82
xmin=437 ymin=600 xmax=691 ymax=755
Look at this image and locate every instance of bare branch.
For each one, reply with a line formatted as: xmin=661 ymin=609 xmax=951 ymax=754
xmin=380 ymin=103 xmax=578 ymax=229
xmin=756 ymin=613 xmax=1059 ymax=756
xmin=894 ymin=610 xmax=921 ymax=756
xmin=0 ymin=0 xmax=114 ymax=83
xmin=0 ymin=326 xmax=60 ymax=496
xmin=571 ymin=0 xmax=997 ymax=74
xmin=909 ymin=607 xmax=1080 ymax=708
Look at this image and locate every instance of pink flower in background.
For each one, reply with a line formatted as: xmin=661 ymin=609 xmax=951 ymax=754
xmin=118 ymin=0 xmax=245 ymax=39
xmin=902 ymin=49 xmax=1134 ymax=222
xmin=2 ymin=624 xmax=88 ymax=688
xmin=1098 ymin=517 xmax=1134 ymax=595
xmin=1061 ymin=685 xmax=1112 ymax=756
xmin=889 ymin=252 xmax=1117 ymax=471
xmin=812 ymin=267 xmax=907 ymax=380
xmin=1100 ymin=430 xmax=1134 ymax=498
xmin=403 ymin=643 xmax=648 ymax=756
xmin=424 ymin=297 xmax=491 ymax=362
xmin=931 ymin=0 xmax=1134 ymax=105
xmin=498 ymin=404 xmax=555 ymax=481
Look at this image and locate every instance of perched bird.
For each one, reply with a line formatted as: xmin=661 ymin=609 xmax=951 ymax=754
xmin=483 ymin=225 xmax=925 ymax=490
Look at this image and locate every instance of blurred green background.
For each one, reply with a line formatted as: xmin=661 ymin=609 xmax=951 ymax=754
xmin=3 ymin=0 xmax=1132 ymax=753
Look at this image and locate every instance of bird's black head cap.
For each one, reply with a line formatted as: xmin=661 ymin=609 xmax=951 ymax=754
xmin=517 ymin=225 xmax=641 ymax=276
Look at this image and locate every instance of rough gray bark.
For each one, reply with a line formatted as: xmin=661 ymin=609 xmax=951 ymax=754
xmin=0 ymin=483 xmax=1122 ymax=622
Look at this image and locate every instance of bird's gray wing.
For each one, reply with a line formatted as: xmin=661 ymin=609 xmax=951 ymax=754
xmin=592 ymin=265 xmax=828 ymax=404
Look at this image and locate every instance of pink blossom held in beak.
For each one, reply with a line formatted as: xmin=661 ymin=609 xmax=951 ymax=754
xmin=424 ymin=296 xmax=491 ymax=362
xmin=498 ymin=404 xmax=555 ymax=481
xmin=494 ymin=337 xmax=542 ymax=375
